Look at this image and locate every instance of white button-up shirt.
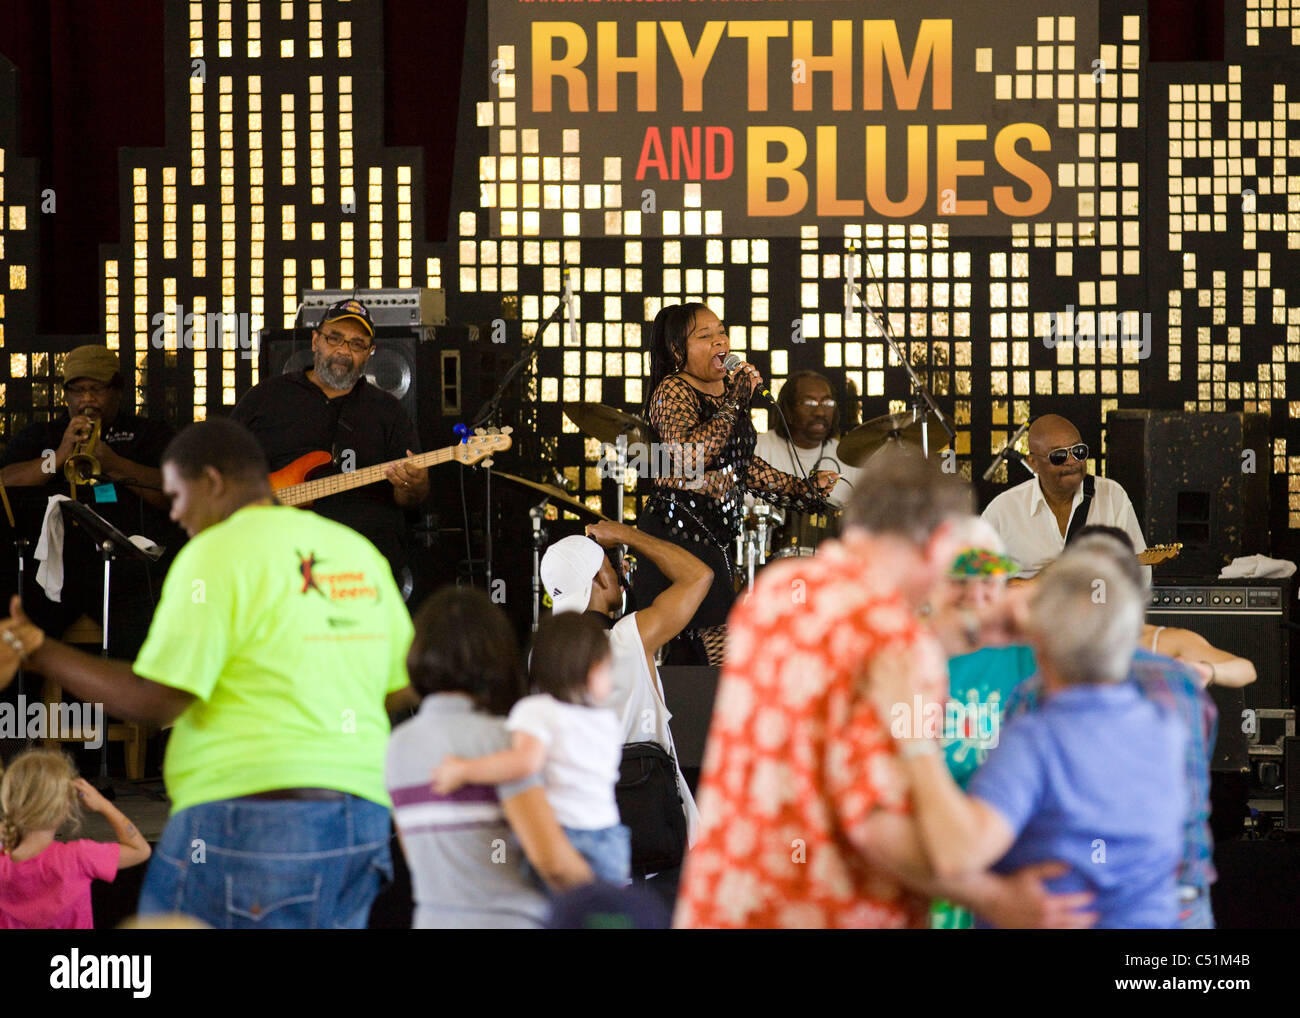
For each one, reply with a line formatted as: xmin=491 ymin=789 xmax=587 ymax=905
xmin=982 ymin=474 xmax=1149 ymax=582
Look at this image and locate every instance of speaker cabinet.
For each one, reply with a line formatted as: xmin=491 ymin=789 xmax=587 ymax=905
xmin=1106 ymin=410 xmax=1270 ymax=576
xmin=1147 ymin=579 xmax=1292 ymax=710
xmin=258 ymin=325 xmax=460 ymax=450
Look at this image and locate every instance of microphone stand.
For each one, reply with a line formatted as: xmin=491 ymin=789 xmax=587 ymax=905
xmin=846 ymin=276 xmax=955 ymax=459
xmin=470 ymin=276 xmax=573 ymax=593
xmin=529 ymin=497 xmax=549 ymax=631
xmin=59 ymin=501 xmax=164 ymax=801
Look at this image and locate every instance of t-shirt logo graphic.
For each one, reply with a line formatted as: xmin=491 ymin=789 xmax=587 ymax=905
xmin=297 ymin=551 xmax=325 ymax=596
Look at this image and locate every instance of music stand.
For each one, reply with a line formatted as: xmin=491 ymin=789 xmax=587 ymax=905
xmin=60 ymin=500 xmax=164 ymax=800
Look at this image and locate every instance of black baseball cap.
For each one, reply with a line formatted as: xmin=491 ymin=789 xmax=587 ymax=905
xmin=317 ymin=298 xmax=376 ymax=338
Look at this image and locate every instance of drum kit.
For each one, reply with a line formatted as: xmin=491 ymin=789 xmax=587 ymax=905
xmin=491 ymin=398 xmax=953 ymax=613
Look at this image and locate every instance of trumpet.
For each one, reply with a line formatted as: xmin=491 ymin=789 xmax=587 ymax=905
xmin=64 ymin=417 xmax=101 ymax=489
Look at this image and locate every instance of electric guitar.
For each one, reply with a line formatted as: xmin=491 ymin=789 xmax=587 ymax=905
xmin=269 ymin=428 xmax=512 ymax=508
xmin=1137 ymin=543 xmax=1182 ymax=567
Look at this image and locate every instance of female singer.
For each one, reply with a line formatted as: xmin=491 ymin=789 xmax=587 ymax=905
xmin=632 ymin=303 xmax=838 ymax=665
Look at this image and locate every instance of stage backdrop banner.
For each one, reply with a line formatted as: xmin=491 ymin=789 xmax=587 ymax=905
xmin=485 ymin=0 xmax=1099 ymax=238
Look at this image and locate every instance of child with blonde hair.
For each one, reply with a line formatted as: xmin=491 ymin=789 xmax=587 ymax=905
xmin=0 ymin=750 xmax=151 ymax=929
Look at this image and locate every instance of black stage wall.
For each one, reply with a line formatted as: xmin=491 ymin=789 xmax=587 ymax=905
xmin=0 ymin=0 xmax=1295 ymax=644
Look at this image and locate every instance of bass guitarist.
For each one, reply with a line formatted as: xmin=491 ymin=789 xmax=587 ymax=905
xmin=232 ymin=299 xmax=430 ymax=582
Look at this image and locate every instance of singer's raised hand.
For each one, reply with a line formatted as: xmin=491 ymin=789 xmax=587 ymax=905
xmin=726 ymin=359 xmax=763 ymax=400
xmin=811 ymin=470 xmax=839 ymax=497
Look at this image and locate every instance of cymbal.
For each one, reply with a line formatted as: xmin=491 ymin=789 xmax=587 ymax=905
xmin=490 ymin=470 xmax=610 ymax=521
xmin=837 ymin=408 xmax=954 ymax=467
xmin=563 ymin=402 xmax=649 ymax=446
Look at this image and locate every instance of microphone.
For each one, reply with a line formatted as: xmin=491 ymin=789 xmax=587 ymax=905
xmin=983 ymin=419 xmax=1032 ymax=482
xmin=722 ymin=353 xmax=774 ymax=406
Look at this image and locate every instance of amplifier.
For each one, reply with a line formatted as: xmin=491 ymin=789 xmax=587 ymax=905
xmin=1147 ymin=578 xmax=1293 ymax=710
xmin=300 ymin=288 xmax=447 ymax=328
xmin=1286 ymin=737 xmax=1300 ymax=833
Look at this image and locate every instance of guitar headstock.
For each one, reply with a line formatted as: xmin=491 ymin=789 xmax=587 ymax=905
xmin=1137 ymin=542 xmax=1182 ymax=566
xmin=457 ymin=428 xmax=513 ymax=466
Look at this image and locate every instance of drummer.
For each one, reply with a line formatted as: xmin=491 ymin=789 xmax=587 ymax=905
xmin=752 ymin=371 xmax=862 ymax=508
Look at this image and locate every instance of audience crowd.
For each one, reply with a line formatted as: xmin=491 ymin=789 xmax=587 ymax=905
xmin=0 ymin=422 xmax=1227 ymax=930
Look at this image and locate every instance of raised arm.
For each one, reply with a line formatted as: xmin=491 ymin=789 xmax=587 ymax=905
xmin=585 ymin=521 xmax=712 ymax=661
xmin=647 ymin=375 xmax=744 ymax=478
xmin=74 ymin=778 xmax=151 ymax=869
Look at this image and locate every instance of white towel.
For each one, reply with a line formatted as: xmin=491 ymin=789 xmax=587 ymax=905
xmin=1218 ymin=554 xmax=1297 ymax=579
xmin=34 ymin=495 xmax=72 ymax=602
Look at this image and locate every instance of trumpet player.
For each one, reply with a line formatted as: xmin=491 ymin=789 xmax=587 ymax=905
xmin=0 ymin=345 xmax=177 ymax=658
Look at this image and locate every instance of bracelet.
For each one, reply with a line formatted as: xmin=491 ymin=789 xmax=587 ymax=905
xmin=898 ymin=739 xmax=939 ymax=760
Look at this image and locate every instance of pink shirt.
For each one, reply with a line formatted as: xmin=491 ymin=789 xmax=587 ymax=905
xmin=0 ymin=840 xmax=120 ymax=929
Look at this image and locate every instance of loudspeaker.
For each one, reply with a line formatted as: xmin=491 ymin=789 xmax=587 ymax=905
xmin=1106 ymin=410 xmax=1269 ymax=576
xmin=258 ymin=325 xmax=452 ymax=449
xmin=658 ymin=666 xmax=720 ymax=772
xmin=1147 ymin=579 xmax=1293 ymax=710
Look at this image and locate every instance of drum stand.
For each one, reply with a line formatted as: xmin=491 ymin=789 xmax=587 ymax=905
xmin=743 ymin=502 xmax=775 ymax=591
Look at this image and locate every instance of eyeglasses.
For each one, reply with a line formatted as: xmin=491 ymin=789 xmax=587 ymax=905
xmin=1035 ymin=443 xmax=1089 ymax=466
xmin=796 ymin=399 xmax=837 ymax=410
xmin=318 ymin=330 xmax=373 ymax=354
xmin=65 ymin=383 xmax=110 ymax=397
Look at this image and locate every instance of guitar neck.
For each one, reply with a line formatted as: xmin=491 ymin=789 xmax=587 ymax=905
xmin=276 ymin=447 xmax=458 ymax=506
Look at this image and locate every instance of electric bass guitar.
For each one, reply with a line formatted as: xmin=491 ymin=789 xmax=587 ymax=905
xmin=269 ymin=428 xmax=512 ymax=508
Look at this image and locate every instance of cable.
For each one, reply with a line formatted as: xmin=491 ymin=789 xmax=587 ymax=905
xmin=458 ymin=462 xmax=474 ymax=585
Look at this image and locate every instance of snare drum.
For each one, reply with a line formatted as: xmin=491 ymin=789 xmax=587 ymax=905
xmin=771 ymin=507 xmax=842 ymax=559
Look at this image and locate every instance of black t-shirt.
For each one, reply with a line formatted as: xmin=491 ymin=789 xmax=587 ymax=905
xmin=0 ymin=411 xmax=179 ymax=657
xmin=231 ymin=370 xmax=420 ymax=574
xmin=1 ymin=410 xmax=176 ymax=540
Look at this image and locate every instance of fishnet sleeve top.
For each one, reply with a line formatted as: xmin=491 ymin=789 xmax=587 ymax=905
xmin=647 ymin=374 xmax=823 ymax=515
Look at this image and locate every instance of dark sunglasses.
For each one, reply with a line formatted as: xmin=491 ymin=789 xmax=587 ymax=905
xmin=1037 ymin=443 xmax=1089 ymax=466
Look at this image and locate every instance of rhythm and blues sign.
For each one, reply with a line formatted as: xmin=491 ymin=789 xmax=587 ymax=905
xmin=487 ymin=0 xmax=1098 ymax=236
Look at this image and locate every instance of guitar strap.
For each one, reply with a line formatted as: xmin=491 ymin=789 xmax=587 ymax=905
xmin=326 ymin=380 xmax=365 ymax=465
xmin=1064 ymin=474 xmax=1095 ymax=545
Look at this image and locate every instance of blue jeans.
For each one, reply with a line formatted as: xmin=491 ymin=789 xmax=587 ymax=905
xmin=564 ymin=824 xmax=631 ymax=885
xmin=1176 ymin=886 xmax=1215 ymax=930
xmin=138 ymin=795 xmax=393 ymax=929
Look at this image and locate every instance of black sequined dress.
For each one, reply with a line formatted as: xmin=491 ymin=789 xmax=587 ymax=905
xmin=632 ymin=373 xmax=825 ymax=629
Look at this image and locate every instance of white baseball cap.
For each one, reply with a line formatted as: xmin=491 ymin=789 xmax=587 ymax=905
xmin=541 ymin=535 xmax=607 ymax=615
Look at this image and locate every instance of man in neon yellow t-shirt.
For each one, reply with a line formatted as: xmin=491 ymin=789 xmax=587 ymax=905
xmin=8 ymin=417 xmax=414 ymax=928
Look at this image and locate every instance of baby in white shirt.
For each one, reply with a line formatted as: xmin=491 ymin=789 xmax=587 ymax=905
xmin=432 ymin=612 xmax=629 ymax=884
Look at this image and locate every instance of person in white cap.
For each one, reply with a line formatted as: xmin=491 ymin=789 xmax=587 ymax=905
xmin=541 ymin=520 xmax=712 ymax=899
